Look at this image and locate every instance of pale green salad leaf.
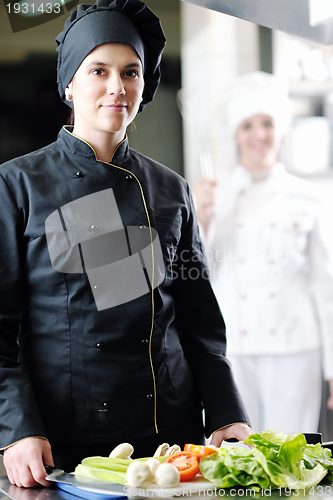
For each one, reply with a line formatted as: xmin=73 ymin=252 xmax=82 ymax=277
xmin=74 ymin=455 xmax=166 ymax=485
xmin=75 ymin=463 xmax=128 ymax=484
xmin=199 ymin=446 xmax=273 ymax=490
xmin=199 ymin=430 xmax=332 ymax=491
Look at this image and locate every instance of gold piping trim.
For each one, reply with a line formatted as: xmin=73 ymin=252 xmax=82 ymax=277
xmin=104 ymin=161 xmax=158 ymax=434
xmin=63 ymin=127 xmax=158 ymax=434
xmin=62 ymin=126 xmax=126 ymax=164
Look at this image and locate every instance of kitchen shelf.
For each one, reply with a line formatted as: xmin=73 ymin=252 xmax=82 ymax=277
xmin=289 ymin=79 xmax=333 ymax=97
xmin=290 ymin=169 xmax=333 ymax=178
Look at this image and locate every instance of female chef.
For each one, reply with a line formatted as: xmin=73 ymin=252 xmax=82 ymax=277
xmin=0 ymin=0 xmax=251 ymax=489
xmin=195 ymin=71 xmax=333 ymax=435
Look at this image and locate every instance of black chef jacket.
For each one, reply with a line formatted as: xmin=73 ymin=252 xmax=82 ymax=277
xmin=0 ymin=126 xmax=248 ymax=449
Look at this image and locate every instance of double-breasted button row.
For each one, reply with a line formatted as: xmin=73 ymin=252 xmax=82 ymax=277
xmin=94 ymin=340 xmax=149 ymax=349
xmin=73 ymin=171 xmax=135 ymax=181
xmin=95 ymin=340 xmax=150 ymax=349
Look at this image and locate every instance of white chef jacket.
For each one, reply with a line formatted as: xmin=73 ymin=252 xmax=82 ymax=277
xmin=203 ymin=164 xmax=333 ymax=381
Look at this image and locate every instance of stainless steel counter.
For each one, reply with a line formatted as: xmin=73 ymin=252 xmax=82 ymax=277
xmin=2 ymin=476 xmax=333 ymax=500
xmin=0 ymin=477 xmax=62 ymax=500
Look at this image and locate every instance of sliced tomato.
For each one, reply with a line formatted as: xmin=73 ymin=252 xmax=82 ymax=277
xmin=184 ymin=444 xmax=217 ymax=460
xmin=164 ymin=451 xmax=199 ymax=482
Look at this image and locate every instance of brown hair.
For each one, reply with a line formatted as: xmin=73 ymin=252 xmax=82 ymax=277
xmin=67 ymin=109 xmax=74 ymax=126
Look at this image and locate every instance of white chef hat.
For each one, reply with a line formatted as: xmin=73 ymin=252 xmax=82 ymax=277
xmin=221 ymin=71 xmax=291 ymax=138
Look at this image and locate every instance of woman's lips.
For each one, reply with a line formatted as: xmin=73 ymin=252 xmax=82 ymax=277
xmin=250 ymin=143 xmax=270 ymax=151
xmin=101 ymin=104 xmax=126 ymax=112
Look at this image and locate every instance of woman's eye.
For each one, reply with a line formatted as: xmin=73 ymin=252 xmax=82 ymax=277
xmin=91 ymin=68 xmax=106 ymax=76
xmin=124 ymin=69 xmax=139 ymax=77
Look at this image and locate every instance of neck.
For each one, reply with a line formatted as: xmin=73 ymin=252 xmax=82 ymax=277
xmin=240 ymin=156 xmax=277 ymax=182
xmin=71 ymin=127 xmax=125 ymax=163
xmin=249 ymin=169 xmax=271 ymax=182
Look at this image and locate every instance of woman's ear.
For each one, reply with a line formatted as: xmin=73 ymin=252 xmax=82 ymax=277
xmin=65 ymin=82 xmax=73 ymax=102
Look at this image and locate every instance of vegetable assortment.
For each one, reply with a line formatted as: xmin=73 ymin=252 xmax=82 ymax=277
xmin=164 ymin=451 xmax=200 ymax=482
xmin=74 ymin=443 xmax=182 ymax=489
xmin=199 ymin=430 xmax=333 ymax=491
xmin=74 ymin=431 xmax=333 ymax=492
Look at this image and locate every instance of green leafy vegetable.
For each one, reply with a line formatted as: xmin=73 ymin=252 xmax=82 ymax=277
xmin=74 ymin=455 xmax=166 ymax=485
xmin=75 ymin=464 xmax=128 ymax=484
xmin=199 ymin=429 xmax=332 ymax=491
xmin=81 ymin=456 xmax=130 ymax=472
xmin=199 ymin=446 xmax=272 ymax=490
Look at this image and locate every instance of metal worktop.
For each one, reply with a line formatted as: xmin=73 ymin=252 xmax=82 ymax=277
xmin=2 ymin=476 xmax=333 ymax=500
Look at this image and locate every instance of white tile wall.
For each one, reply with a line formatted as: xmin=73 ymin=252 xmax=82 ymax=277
xmin=180 ymin=2 xmax=260 ymax=187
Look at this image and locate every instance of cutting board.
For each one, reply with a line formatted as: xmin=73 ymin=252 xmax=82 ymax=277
xmin=58 ymin=475 xmax=217 ymax=498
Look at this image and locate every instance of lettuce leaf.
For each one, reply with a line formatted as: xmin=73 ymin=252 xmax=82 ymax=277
xmin=303 ymin=443 xmax=333 ymax=481
xmin=199 ymin=446 xmax=273 ymax=489
xmin=199 ymin=430 xmax=331 ymax=491
xmin=75 ymin=464 xmax=128 ymax=484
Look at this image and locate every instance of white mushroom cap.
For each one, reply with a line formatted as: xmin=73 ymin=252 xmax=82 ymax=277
xmin=126 ymin=461 xmax=154 ymax=488
xmin=146 ymin=458 xmax=161 ymax=475
xmin=109 ymin=443 xmax=134 ymax=459
xmin=154 ymin=463 xmax=180 ymax=488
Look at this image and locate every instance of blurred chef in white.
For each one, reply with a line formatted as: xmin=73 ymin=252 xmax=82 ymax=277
xmin=194 ymin=71 xmax=333 ymax=434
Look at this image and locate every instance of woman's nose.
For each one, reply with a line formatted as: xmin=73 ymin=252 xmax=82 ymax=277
xmin=253 ymin=125 xmax=267 ymax=139
xmin=107 ymin=75 xmax=126 ymax=96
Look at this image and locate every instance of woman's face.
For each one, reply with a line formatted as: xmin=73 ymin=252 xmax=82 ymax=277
xmin=236 ymin=114 xmax=282 ymax=172
xmin=67 ymin=43 xmax=144 ymax=142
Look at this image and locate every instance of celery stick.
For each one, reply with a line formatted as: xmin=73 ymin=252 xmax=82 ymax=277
xmin=81 ymin=457 xmax=130 ymax=472
xmin=75 ymin=464 xmax=127 ymax=484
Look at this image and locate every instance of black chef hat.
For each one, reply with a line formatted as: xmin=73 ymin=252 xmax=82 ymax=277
xmin=56 ymin=0 xmax=166 ymax=112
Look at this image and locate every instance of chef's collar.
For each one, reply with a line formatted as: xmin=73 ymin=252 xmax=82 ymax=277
xmin=236 ymin=163 xmax=285 ymax=184
xmin=59 ymin=126 xmax=129 ymax=164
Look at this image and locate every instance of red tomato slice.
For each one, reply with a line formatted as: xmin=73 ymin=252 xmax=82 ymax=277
xmin=164 ymin=451 xmax=199 ymax=482
xmin=184 ymin=444 xmax=217 ymax=460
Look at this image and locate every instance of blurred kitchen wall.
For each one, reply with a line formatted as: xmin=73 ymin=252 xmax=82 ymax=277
xmin=180 ymin=2 xmax=333 ymax=191
xmin=180 ymin=2 xmax=260 ymax=188
xmin=0 ymin=0 xmax=183 ymax=175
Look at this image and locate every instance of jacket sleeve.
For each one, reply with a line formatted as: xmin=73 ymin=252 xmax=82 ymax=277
xmin=308 ymin=203 xmax=333 ymax=381
xmin=170 ymin=182 xmax=250 ymax=437
xmin=0 ymin=173 xmax=47 ymax=449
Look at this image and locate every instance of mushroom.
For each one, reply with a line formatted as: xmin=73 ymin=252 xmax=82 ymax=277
xmin=126 ymin=461 xmax=154 ymax=488
xmin=164 ymin=444 xmax=181 ymax=456
xmin=146 ymin=458 xmax=161 ymax=475
xmin=109 ymin=442 xmax=134 ymax=459
xmin=153 ymin=443 xmax=170 ymax=457
xmin=154 ymin=463 xmax=180 ymax=488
